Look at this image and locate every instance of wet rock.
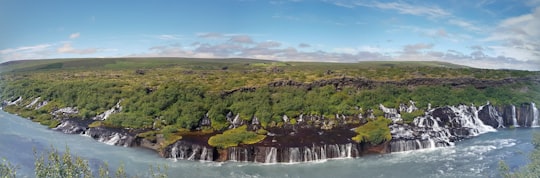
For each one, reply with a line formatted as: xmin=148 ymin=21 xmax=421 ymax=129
xmin=53 ymin=118 xmax=92 ymax=134
xmin=83 ymin=127 xmax=137 ymax=147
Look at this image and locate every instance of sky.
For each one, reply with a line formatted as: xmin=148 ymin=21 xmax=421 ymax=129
xmin=1 ymin=0 xmax=539 ymax=71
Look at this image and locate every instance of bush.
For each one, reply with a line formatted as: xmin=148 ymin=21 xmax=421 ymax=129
xmin=256 ymin=128 xmax=268 ymax=135
xmin=0 ymin=158 xmax=17 ymax=178
xmin=24 ymin=146 xmax=169 ymax=178
xmin=401 ymin=110 xmax=424 ymax=124
xmin=352 ymin=117 xmax=392 ymax=145
xmin=500 ymin=132 xmax=540 ymax=177
xmin=208 ymin=125 xmax=266 ymax=148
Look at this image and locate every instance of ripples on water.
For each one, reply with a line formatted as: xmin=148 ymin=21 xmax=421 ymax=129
xmin=0 ymin=111 xmax=534 ymax=178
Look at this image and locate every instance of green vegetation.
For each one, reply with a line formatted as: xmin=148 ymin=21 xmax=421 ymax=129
xmin=0 ymin=146 xmax=167 ymax=178
xmin=1 ymin=58 xmax=539 ymax=147
xmin=401 ymin=110 xmax=425 ymax=124
xmin=0 ymin=158 xmax=17 ymax=178
xmin=208 ymin=125 xmax=266 ymax=148
xmin=352 ymin=117 xmax=392 ymax=145
xmin=500 ymin=132 xmax=540 ymax=177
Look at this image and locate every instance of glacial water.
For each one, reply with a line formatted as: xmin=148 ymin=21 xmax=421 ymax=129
xmin=0 ymin=110 xmax=535 ymax=178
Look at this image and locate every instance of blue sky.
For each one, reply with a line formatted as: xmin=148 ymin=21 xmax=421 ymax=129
xmin=1 ymin=0 xmax=539 ymax=70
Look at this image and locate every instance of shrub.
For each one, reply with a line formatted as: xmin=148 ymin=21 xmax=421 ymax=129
xmin=0 ymin=158 xmax=17 ymax=178
xmin=208 ymin=125 xmax=266 ymax=148
xmin=401 ymin=110 xmax=424 ymax=124
xmin=352 ymin=117 xmax=392 ymax=145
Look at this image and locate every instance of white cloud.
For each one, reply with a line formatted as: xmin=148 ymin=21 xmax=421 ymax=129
xmin=197 ymin=32 xmax=224 ymax=39
xmin=157 ymin=34 xmax=182 ymax=40
xmin=0 ymin=44 xmax=53 ymax=62
xmin=69 ymin=33 xmax=80 ymax=39
xmin=448 ymin=19 xmax=482 ymax=31
xmin=57 ymin=43 xmax=98 ymax=54
xmin=484 ymin=7 xmax=540 ymax=63
xmin=329 ymin=1 xmax=450 ymax=18
xmin=128 ymin=33 xmax=539 ymax=70
xmin=298 ymin=43 xmax=311 ymax=48
xmin=367 ymin=2 xmax=450 ymax=18
xmin=228 ymin=35 xmax=255 ymax=44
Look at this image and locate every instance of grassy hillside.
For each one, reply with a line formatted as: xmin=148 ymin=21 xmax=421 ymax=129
xmin=1 ymin=57 xmax=539 ymax=147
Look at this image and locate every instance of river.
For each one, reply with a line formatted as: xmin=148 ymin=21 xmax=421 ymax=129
xmin=0 ymin=110 xmax=535 ymax=178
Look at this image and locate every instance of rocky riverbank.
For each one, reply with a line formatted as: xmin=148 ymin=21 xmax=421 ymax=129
xmin=5 ymin=96 xmax=537 ymax=163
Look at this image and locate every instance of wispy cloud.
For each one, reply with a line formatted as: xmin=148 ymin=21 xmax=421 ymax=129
xmin=448 ymin=19 xmax=482 ymax=32
xmin=69 ymin=32 xmax=80 ymax=39
xmin=367 ymin=2 xmax=450 ymax=18
xmin=57 ymin=43 xmax=98 ymax=54
xmin=228 ymin=35 xmax=254 ymax=44
xmin=484 ymin=7 xmax=540 ymax=63
xmin=157 ymin=34 xmax=182 ymax=40
xmin=0 ymin=44 xmax=53 ymax=62
xmin=197 ymin=32 xmax=224 ymax=39
xmin=298 ymin=43 xmax=311 ymax=48
xmin=132 ymin=33 xmax=539 ymax=70
xmin=328 ymin=1 xmax=450 ymax=18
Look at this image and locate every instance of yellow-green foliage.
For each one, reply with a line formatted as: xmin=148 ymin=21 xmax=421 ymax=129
xmin=352 ymin=117 xmax=392 ymax=145
xmin=208 ymin=125 xmax=266 ymax=148
xmin=290 ymin=118 xmax=297 ymax=125
xmin=88 ymin=121 xmax=103 ymax=128
xmin=401 ymin=110 xmax=425 ymax=124
xmin=256 ymin=128 xmax=268 ymax=135
xmin=1 ymin=58 xmax=538 ymax=133
xmin=137 ymin=130 xmax=159 ymax=141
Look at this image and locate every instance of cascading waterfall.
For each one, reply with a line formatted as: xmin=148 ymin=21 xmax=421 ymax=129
xmin=532 ymin=103 xmax=539 ymax=128
xmin=229 ymin=147 xmax=237 ymax=161
xmin=319 ymin=146 xmax=326 ymax=160
xmin=346 ymin=143 xmax=352 ymax=158
xmin=265 ymin=147 xmax=277 ymax=163
xmin=167 ymin=142 xmax=213 ymax=161
xmin=289 ymin=148 xmax=301 ymax=163
xmin=452 ymin=105 xmax=496 ymax=136
xmin=200 ymin=147 xmax=208 ymax=161
xmin=304 ymin=147 xmax=313 ymax=162
xmin=187 ymin=147 xmax=199 ymax=160
xmin=171 ymin=145 xmax=179 ymax=161
xmin=389 ymin=104 xmax=496 ymax=153
xmin=257 ymin=143 xmax=358 ymax=163
xmin=512 ymin=105 xmax=519 ymax=127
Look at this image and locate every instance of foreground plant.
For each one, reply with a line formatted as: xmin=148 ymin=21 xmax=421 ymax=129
xmin=1 ymin=146 xmax=168 ymax=178
xmin=500 ymin=132 xmax=540 ymax=177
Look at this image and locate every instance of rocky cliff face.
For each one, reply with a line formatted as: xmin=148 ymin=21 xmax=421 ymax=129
xmin=4 ymin=95 xmax=539 ymax=163
xmin=83 ymin=127 xmax=138 ymax=147
xmin=222 ymin=76 xmax=540 ymax=96
xmin=388 ymin=102 xmax=539 ymax=153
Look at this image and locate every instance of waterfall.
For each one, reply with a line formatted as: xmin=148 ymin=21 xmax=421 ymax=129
xmin=451 ymin=105 xmax=496 ymax=136
xmin=200 ymin=147 xmax=208 ymax=161
xmin=25 ymin=97 xmax=40 ymax=108
xmin=103 ymin=133 xmax=121 ymax=145
xmin=265 ymin=147 xmax=277 ymax=163
xmin=532 ymin=103 xmax=539 ymax=128
xmin=428 ymin=138 xmax=435 ymax=149
xmin=304 ymin=147 xmax=313 ymax=162
xmin=346 ymin=143 xmax=352 ymax=158
xmin=289 ymin=148 xmax=300 ymax=163
xmin=319 ymin=146 xmax=325 ymax=160
xmin=228 ymin=147 xmax=248 ymax=162
xmin=187 ymin=146 xmax=199 ymax=160
xmin=171 ymin=144 xmax=178 ymax=161
xmin=389 ymin=104 xmax=494 ymax=153
xmin=512 ymin=105 xmax=519 ymax=127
